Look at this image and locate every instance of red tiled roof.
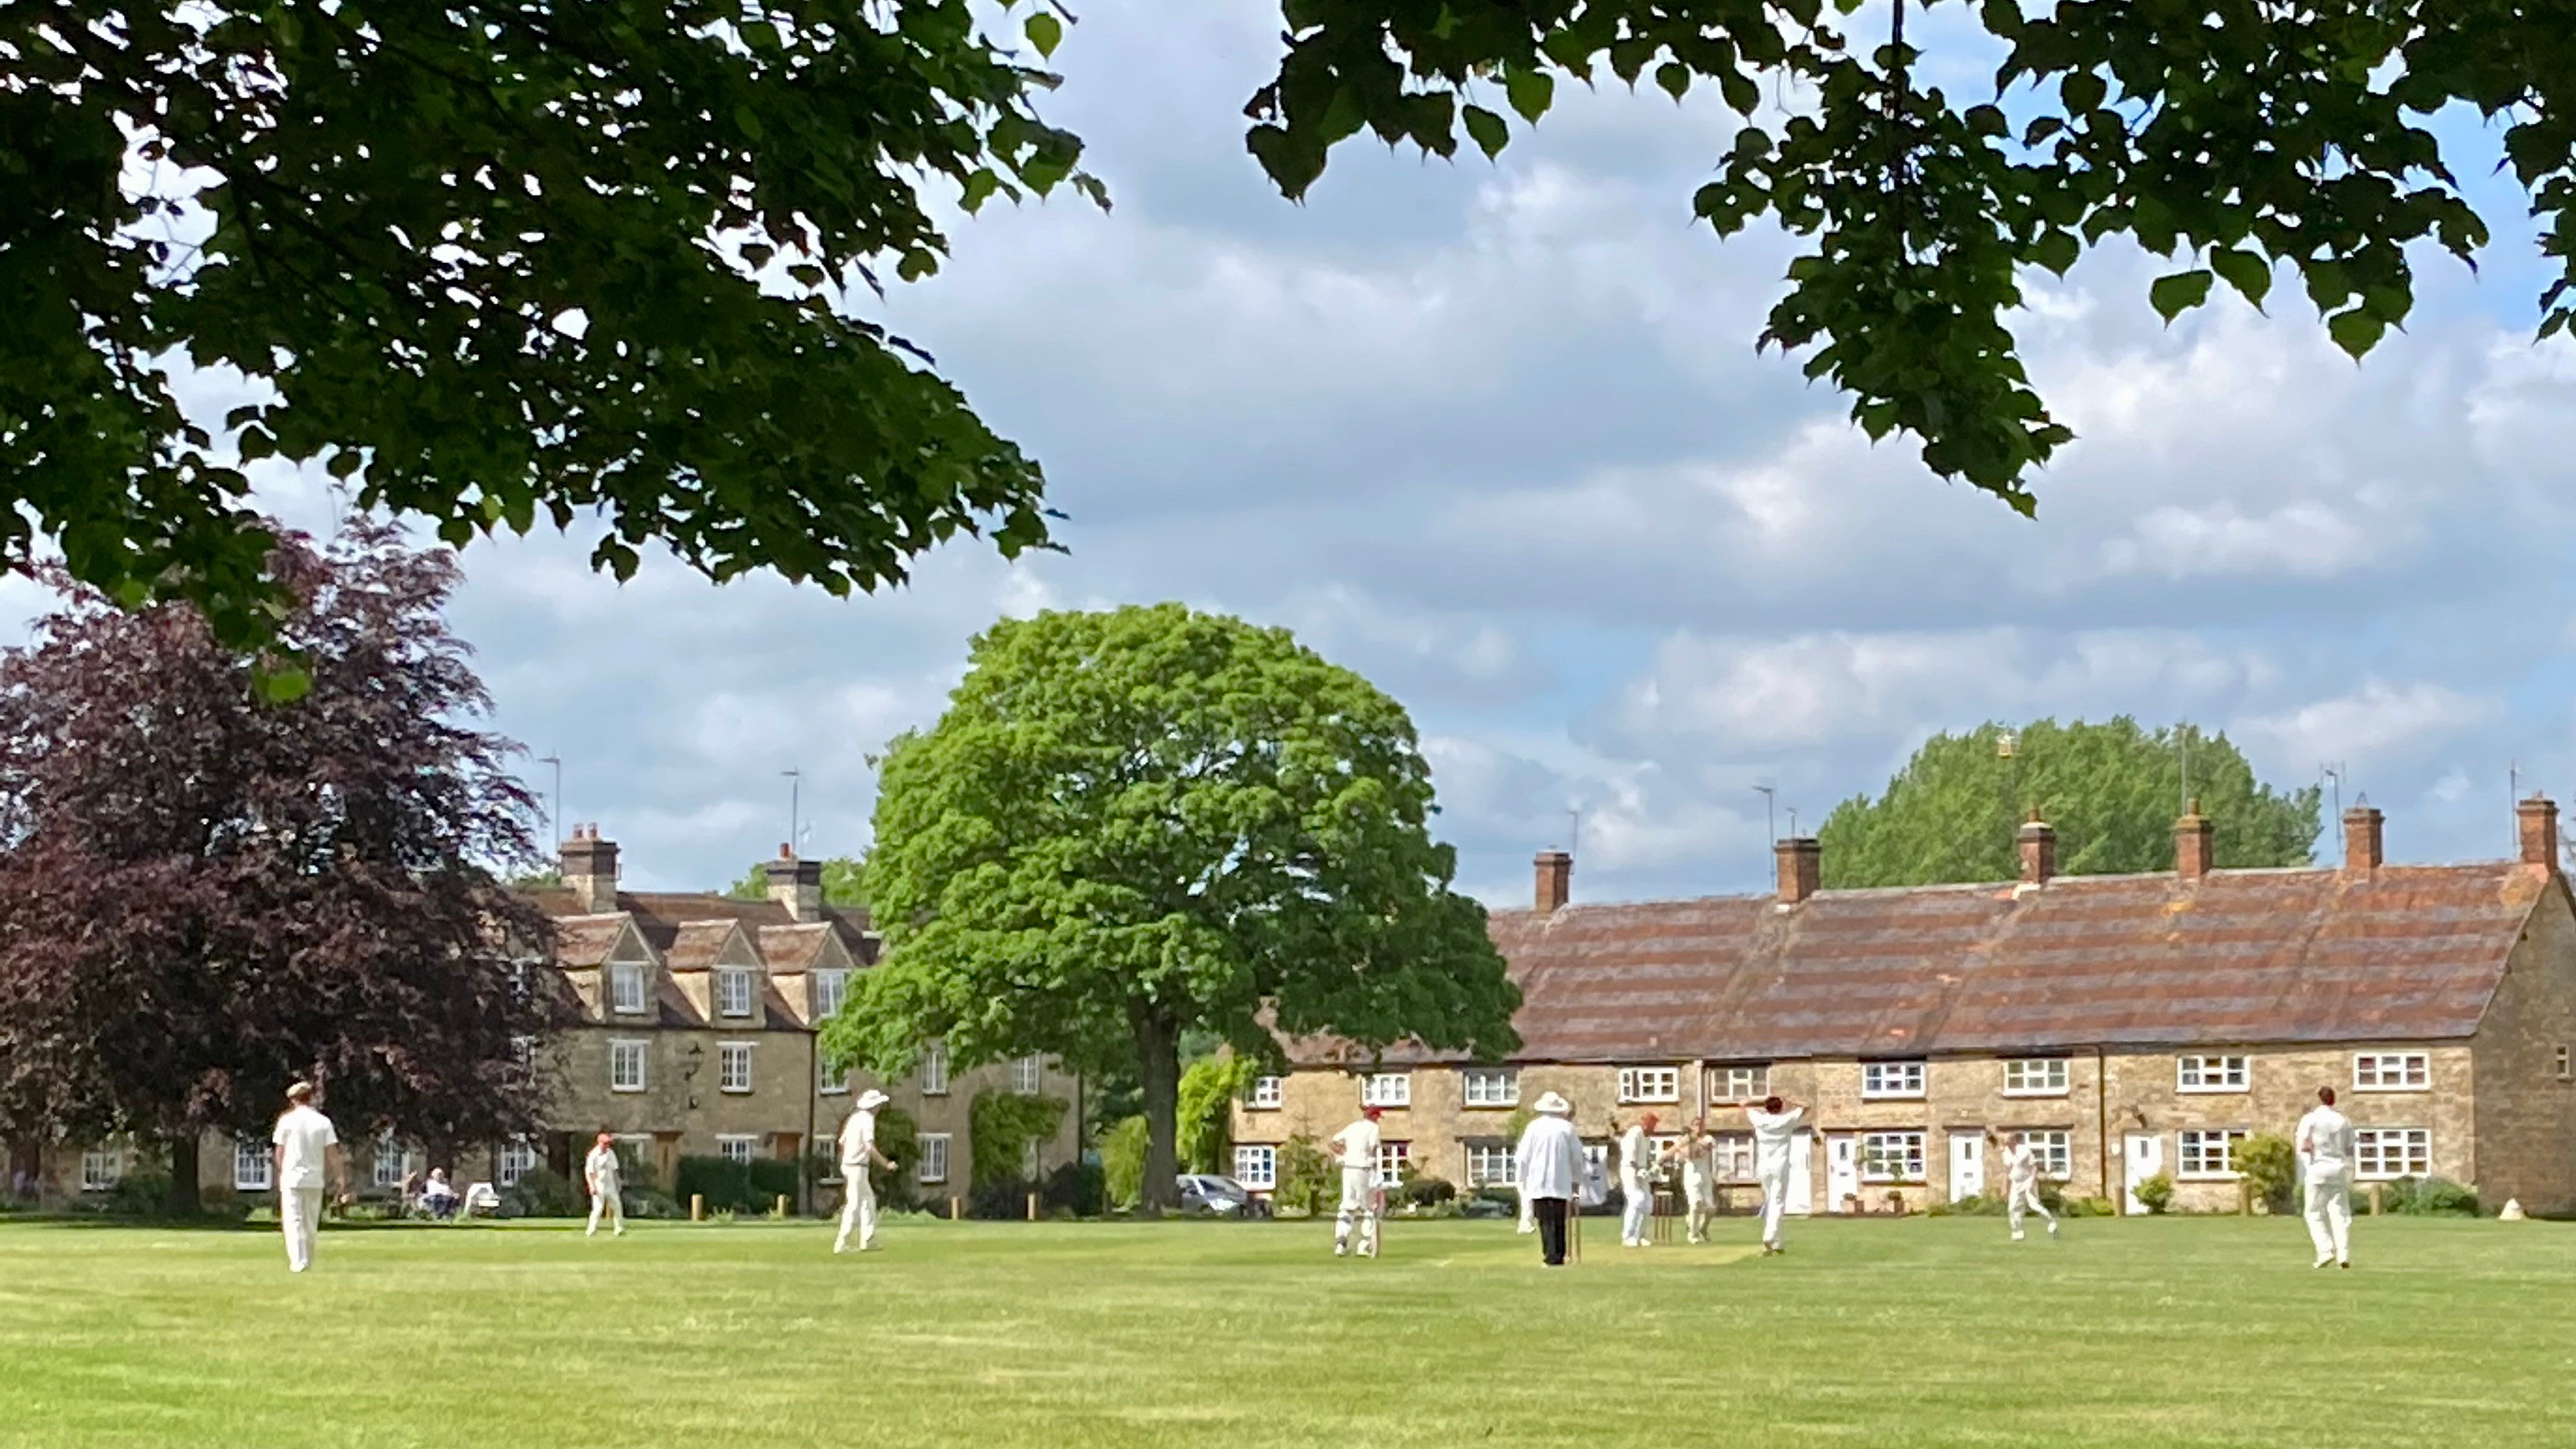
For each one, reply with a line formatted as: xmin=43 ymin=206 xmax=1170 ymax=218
xmin=662 ymin=921 xmax=738 ymax=972
xmin=548 ymin=915 xmax=629 ymax=969
xmin=1307 ymin=862 xmax=2552 ymax=1066
xmin=519 ymin=888 xmax=875 ymax=966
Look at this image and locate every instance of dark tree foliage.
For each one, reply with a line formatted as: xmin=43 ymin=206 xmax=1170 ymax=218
xmin=0 ymin=521 xmax=565 ymax=1212
xmin=1 ymin=1 xmax=1094 ymax=648
xmin=1247 ymin=0 xmax=2576 ymax=509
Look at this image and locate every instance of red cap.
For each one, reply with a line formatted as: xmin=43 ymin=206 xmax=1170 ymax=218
xmin=1361 ymin=1105 xmax=1384 ymax=1121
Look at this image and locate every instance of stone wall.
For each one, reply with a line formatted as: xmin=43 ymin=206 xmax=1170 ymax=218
xmin=2473 ymin=878 xmax=2576 ymax=1215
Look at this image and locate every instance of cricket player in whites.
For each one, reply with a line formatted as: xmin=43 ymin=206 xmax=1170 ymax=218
xmin=2297 ymin=1086 xmax=2356 ymax=1269
xmin=1616 ymin=1112 xmax=1660 ymax=1247
xmin=1676 ymin=1117 xmax=1721 ymax=1245
xmin=1985 ymin=1128 xmax=2058 ymax=1241
xmin=271 ymin=1081 xmax=347 ymax=1273
xmin=1744 ymin=1094 xmax=1806 ymax=1255
xmin=834 ymin=1088 xmax=898 ymax=1254
xmin=1328 ymin=1105 xmax=1384 ymax=1257
xmin=583 ymin=1131 xmax=626 ymax=1238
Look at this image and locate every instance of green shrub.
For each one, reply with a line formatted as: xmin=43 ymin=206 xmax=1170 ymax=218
xmin=2234 ymin=1134 xmax=2297 ymax=1214
xmin=969 ymin=1090 xmax=1069 ymax=1188
xmin=2382 ymin=1176 xmax=2480 ymax=1216
xmin=1270 ymin=1134 xmax=1337 ymax=1218
xmin=868 ymin=1105 xmax=922 ymax=1212
xmin=624 ymin=1188 xmax=683 ymax=1220
xmin=502 ymin=1167 xmax=579 ymax=1218
xmin=1043 ymin=1160 xmax=1104 ymax=1217
xmin=105 ymin=1171 xmax=174 ymax=1218
xmin=2060 ymin=1195 xmax=2119 ymax=1218
xmin=1101 ymin=1116 xmax=1150 ymax=1211
xmin=1400 ymin=1174 xmax=1457 ymax=1208
xmin=2133 ymin=1172 xmax=2175 ymax=1214
xmin=969 ymin=1177 xmax=1040 ymax=1220
xmin=673 ymin=1155 xmax=801 ymax=1215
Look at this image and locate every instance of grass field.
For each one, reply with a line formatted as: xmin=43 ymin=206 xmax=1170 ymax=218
xmin=4 ymin=1211 xmax=2572 ymax=1448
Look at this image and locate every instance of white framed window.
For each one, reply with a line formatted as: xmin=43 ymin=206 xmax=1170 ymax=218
xmin=2023 ymin=1129 xmax=2073 ymax=1180
xmin=1460 ymin=1068 xmax=1519 ymax=1108
xmin=497 ymin=1140 xmax=537 ymax=1188
xmin=1710 ymin=1134 xmax=1757 ymax=1181
xmin=2354 ymin=1052 xmax=2430 ymax=1092
xmin=716 ymin=967 xmax=755 ymax=1018
xmin=811 ymin=969 xmax=848 ymax=1020
xmin=1374 ymin=1141 xmax=1410 ymax=1188
xmin=2002 ymin=1058 xmax=2069 ymax=1096
xmin=1861 ymin=1061 xmax=1927 ymax=1100
xmin=2354 ymin=1128 xmax=2431 ymax=1180
xmin=371 ymin=1133 xmax=409 ymax=1190
xmin=234 ymin=1139 xmax=273 ymax=1192
xmin=2178 ymin=1129 xmax=2248 ymax=1179
xmin=1361 ymin=1073 xmax=1411 ymax=1108
xmin=819 ymin=1055 xmax=850 ymax=1094
xmin=1248 ymin=1076 xmax=1285 ymax=1110
xmin=718 ymin=1042 xmax=755 ymax=1093
xmin=79 ymin=1147 xmax=121 ymax=1192
xmin=2557 ymin=1045 xmax=2572 ymax=1082
xmin=2177 ymin=1055 xmax=2249 ymax=1092
xmin=1617 ymin=1066 xmax=1681 ymax=1104
xmin=610 ymin=962 xmax=648 ymax=1015
xmin=1464 ymin=1142 xmax=1517 ymax=1186
xmin=716 ymin=1135 xmax=756 ymax=1165
xmin=919 ymin=1040 xmax=949 ymax=1096
xmin=918 ymin=1133 xmax=951 ymax=1184
xmin=609 ymin=1039 xmax=648 ymax=1092
xmin=1012 ymin=1055 xmax=1045 ymax=1094
xmin=1859 ymin=1131 xmax=1927 ymax=1183
xmin=1711 ymin=1064 xmax=1770 ymax=1103
xmin=1234 ymin=1144 xmax=1276 ymax=1189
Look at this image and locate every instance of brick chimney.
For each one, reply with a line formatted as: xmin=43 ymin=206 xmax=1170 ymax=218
xmin=2018 ymin=811 xmax=2056 ymax=887
xmin=560 ymin=824 xmax=620 ymax=913
xmin=766 ymin=845 xmax=825 ymax=923
xmin=2342 ymin=802 xmax=2384 ymax=872
xmin=2518 ymin=795 xmax=2558 ymax=870
xmin=1775 ymin=838 xmax=1821 ymax=906
xmin=1533 ymin=850 xmax=1572 ymax=915
xmin=2174 ymin=799 xmax=2214 ymax=881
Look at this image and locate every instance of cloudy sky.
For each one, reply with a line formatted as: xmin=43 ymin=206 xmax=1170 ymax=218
xmin=9 ymin=4 xmax=2573 ymax=906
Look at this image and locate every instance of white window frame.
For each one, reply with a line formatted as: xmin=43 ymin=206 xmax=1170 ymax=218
xmin=1464 ymin=1142 xmax=1518 ymax=1187
xmin=1861 ymin=1060 xmax=1927 ymax=1100
xmin=234 ymin=1138 xmax=273 ymax=1192
xmin=2023 ymin=1129 xmax=2073 ymax=1181
xmin=371 ymin=1133 xmax=410 ymax=1190
xmin=609 ymin=1038 xmax=648 ymax=1093
xmin=1248 ymin=1075 xmax=1284 ymax=1110
xmin=496 ymin=1140 xmax=537 ymax=1188
xmin=2001 ymin=1058 xmax=2069 ymax=1096
xmin=2354 ymin=1128 xmax=2432 ymax=1181
xmin=1233 ymin=1144 xmax=1276 ymax=1190
xmin=1011 ymin=1055 xmax=1045 ymax=1095
xmin=1374 ymin=1141 xmax=1410 ymax=1188
xmin=2177 ymin=1129 xmax=2248 ymax=1180
xmin=2557 ymin=1045 xmax=2572 ymax=1082
xmin=1617 ymin=1066 xmax=1681 ymax=1105
xmin=811 ymin=969 xmax=848 ymax=1020
xmin=1859 ymin=1131 xmax=1927 ymax=1183
xmin=718 ymin=1041 xmax=755 ymax=1094
xmin=919 ymin=1040 xmax=949 ymax=1097
xmin=1710 ymin=1133 xmax=1757 ymax=1181
xmin=716 ymin=967 xmax=755 ymax=1018
xmin=1460 ymin=1068 xmax=1519 ymax=1108
xmin=79 ymin=1147 xmax=121 ymax=1192
xmin=2353 ymin=1052 xmax=2430 ymax=1092
xmin=917 ymin=1133 xmax=951 ymax=1184
xmin=610 ymin=962 xmax=648 ymax=1015
xmin=716 ymin=1135 xmax=756 ymax=1166
xmin=818 ymin=1055 xmax=850 ymax=1094
xmin=1360 ymin=1073 xmax=1411 ymax=1108
xmin=2176 ymin=1055 xmax=2250 ymax=1093
xmin=1710 ymin=1064 xmax=1770 ymax=1103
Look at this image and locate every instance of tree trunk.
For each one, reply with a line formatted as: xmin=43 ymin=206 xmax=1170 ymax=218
xmin=1133 ymin=1009 xmax=1182 ymax=1215
xmin=164 ymin=1131 xmax=203 ymax=1218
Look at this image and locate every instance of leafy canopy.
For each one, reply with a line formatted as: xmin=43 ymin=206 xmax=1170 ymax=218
xmin=826 ymin=603 xmax=1517 ymax=1208
xmin=1246 ymin=0 xmax=2575 ymax=510
xmin=2 ymin=0 xmax=1096 ymax=648
xmin=1816 ymin=717 xmax=2320 ymax=886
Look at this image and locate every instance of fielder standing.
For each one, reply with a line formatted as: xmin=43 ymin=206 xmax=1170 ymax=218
xmin=1677 ymin=1117 xmax=1721 ymax=1245
xmin=583 ymin=1131 xmax=626 ymax=1238
xmin=1744 ymin=1094 xmax=1807 ymax=1256
xmin=1328 ymin=1105 xmax=1384 ymax=1258
xmin=1616 ymin=1112 xmax=1660 ymax=1248
xmin=1985 ymin=1128 xmax=2058 ymax=1241
xmin=834 ymin=1088 xmax=898 ymax=1254
xmin=270 ymin=1082 xmax=346 ymax=1274
xmin=2296 ymin=1086 xmax=2356 ymax=1269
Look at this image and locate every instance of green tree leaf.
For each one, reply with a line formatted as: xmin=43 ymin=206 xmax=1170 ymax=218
xmin=2211 ymin=248 xmax=2272 ymax=309
xmin=1462 ymin=103 xmax=1509 ymax=160
xmin=2149 ymin=269 xmax=2214 ymax=323
xmin=1504 ymin=68 xmax=1554 ymax=123
xmin=1025 ymin=12 xmax=1063 ymax=59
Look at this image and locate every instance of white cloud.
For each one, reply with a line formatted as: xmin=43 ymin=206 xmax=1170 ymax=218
xmin=2238 ymin=682 xmax=2501 ymax=775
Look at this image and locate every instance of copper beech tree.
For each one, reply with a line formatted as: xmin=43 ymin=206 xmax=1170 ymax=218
xmin=0 ymin=523 xmax=564 ymax=1213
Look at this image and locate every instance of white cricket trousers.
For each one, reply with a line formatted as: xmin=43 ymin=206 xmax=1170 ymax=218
xmin=1757 ymin=1161 xmax=1791 ymax=1245
xmin=2007 ymin=1181 xmax=2055 ymax=1236
xmin=1620 ymin=1179 xmax=1653 ymax=1245
xmin=1682 ymin=1166 xmax=1716 ymax=1243
xmin=2305 ymin=1167 xmax=2352 ymax=1265
xmin=1333 ymin=1166 xmax=1379 ymax=1255
xmin=587 ymin=1184 xmax=624 ymax=1236
xmin=281 ymin=1187 xmax=323 ymax=1272
xmin=834 ymin=1177 xmax=878 ymax=1253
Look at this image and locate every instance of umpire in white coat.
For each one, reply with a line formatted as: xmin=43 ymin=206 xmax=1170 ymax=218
xmin=1514 ymin=1091 xmax=1586 ymax=1267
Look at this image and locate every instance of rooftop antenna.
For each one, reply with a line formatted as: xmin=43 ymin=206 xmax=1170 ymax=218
xmin=2321 ymin=763 xmax=2343 ymax=821
xmin=783 ymin=768 xmax=802 ymax=859
xmin=2179 ymin=725 xmax=2193 ymax=816
xmin=1565 ymin=804 xmax=1582 ymax=857
xmin=1786 ymin=806 xmax=1800 ymax=839
xmin=1753 ymin=783 xmax=1777 ymax=845
xmin=537 ymin=754 xmax=562 ymax=847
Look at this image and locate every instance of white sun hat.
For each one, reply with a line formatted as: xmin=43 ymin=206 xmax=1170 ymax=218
xmin=855 ymin=1089 xmax=891 ymax=1110
xmin=1533 ymin=1091 xmax=1574 ymax=1115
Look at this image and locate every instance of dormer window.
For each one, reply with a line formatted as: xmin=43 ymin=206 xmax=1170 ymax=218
xmin=717 ymin=967 xmax=755 ymax=1018
xmin=813 ymin=969 xmax=848 ymax=1020
xmin=610 ymin=962 xmax=647 ymax=1015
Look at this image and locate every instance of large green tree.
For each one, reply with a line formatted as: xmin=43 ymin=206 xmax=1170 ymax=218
xmin=1818 ymin=717 xmax=2320 ymax=886
xmin=824 ymin=604 xmax=1519 ymax=1212
xmin=1247 ymin=1 xmax=2575 ymax=508
xmin=3 ymin=1 xmax=1094 ymax=647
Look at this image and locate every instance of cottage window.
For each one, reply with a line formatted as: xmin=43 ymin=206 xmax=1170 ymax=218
xmin=1617 ymin=1066 xmax=1681 ymax=1104
xmin=811 ymin=969 xmax=848 ymax=1020
xmin=719 ymin=1042 xmax=754 ymax=1094
xmin=1861 ymin=1061 xmax=1927 ymax=1100
xmin=1374 ymin=1141 xmax=1411 ymax=1188
xmin=496 ymin=1140 xmax=537 ymax=1187
xmin=2176 ymin=1055 xmax=2250 ymax=1093
xmin=2353 ymin=1052 xmax=2429 ymax=1092
xmin=819 ymin=1056 xmax=850 ymax=1094
xmin=79 ymin=1147 xmax=121 ymax=1192
xmin=918 ymin=1133 xmax=951 ymax=1184
xmin=1461 ymin=1068 xmax=1519 ymax=1108
xmin=610 ymin=963 xmax=648 ymax=1015
xmin=1464 ymin=1142 xmax=1517 ymax=1187
xmin=1361 ymin=1073 xmax=1411 ymax=1108
xmin=1248 ymin=1076 xmax=1285 ymax=1110
xmin=2178 ymin=1129 xmax=2247 ymax=1179
xmin=1711 ymin=1064 xmax=1770 ymax=1103
xmin=1859 ymin=1131 xmax=1927 ymax=1183
xmin=2024 ymin=1130 xmax=2073 ymax=1180
xmin=1710 ymin=1134 xmax=1758 ymax=1181
xmin=2354 ymin=1128 xmax=2432 ymax=1181
xmin=919 ymin=1041 xmax=949 ymax=1096
xmin=1012 ymin=1055 xmax=1045 ymax=1095
xmin=234 ymin=1140 xmax=273 ymax=1192
xmin=609 ymin=1039 xmax=648 ymax=1092
xmin=716 ymin=967 xmax=755 ymax=1018
xmin=1233 ymin=1144 xmax=1277 ymax=1190
xmin=2002 ymin=1059 xmax=2069 ymax=1096
xmin=716 ymin=1135 xmax=756 ymax=1166
xmin=371 ymin=1133 xmax=409 ymax=1190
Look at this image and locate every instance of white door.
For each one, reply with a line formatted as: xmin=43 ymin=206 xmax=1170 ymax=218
xmin=1949 ymin=1132 xmax=1985 ymax=1202
xmin=1825 ymin=1135 xmax=1859 ymax=1211
xmin=2123 ymin=1133 xmax=2163 ymax=1215
xmin=1786 ymin=1132 xmax=1814 ymax=1215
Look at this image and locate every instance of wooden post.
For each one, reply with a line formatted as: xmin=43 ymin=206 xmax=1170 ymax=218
xmin=2368 ymin=1182 xmax=2384 ymax=1216
xmin=689 ymin=1193 xmax=705 ymax=1222
xmin=1026 ymin=1190 xmax=1040 ymax=1222
xmin=2237 ymin=1180 xmax=2252 ymax=1216
xmin=775 ymin=1193 xmax=790 ymax=1218
xmin=949 ymin=1194 xmax=961 ymax=1221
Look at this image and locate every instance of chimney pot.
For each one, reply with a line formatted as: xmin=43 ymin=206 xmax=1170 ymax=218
xmin=1775 ymin=838 xmax=1821 ymax=905
xmin=2175 ymin=801 xmax=2214 ymax=881
xmin=1533 ymin=850 xmax=1573 ymax=915
xmin=2518 ymin=795 xmax=2558 ymax=870
xmin=2342 ymin=802 xmax=2384 ymax=873
xmin=766 ymin=852 xmax=826 ymax=923
xmin=2018 ymin=813 xmax=2057 ymax=887
xmin=560 ymin=829 xmax=621 ymax=913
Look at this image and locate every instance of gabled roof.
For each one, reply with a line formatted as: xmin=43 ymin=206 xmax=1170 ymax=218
xmin=663 ymin=920 xmax=748 ymax=972
xmin=1306 ymin=862 xmax=2554 ymax=1067
xmin=549 ymin=914 xmax=642 ymax=970
xmin=519 ymin=888 xmax=877 ymax=967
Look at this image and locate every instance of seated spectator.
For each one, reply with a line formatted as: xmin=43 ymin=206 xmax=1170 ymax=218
xmin=421 ymin=1169 xmax=460 ymax=1220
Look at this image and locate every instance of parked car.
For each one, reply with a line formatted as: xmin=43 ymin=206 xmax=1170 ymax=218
xmin=1176 ymin=1174 xmax=1272 ymax=1218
